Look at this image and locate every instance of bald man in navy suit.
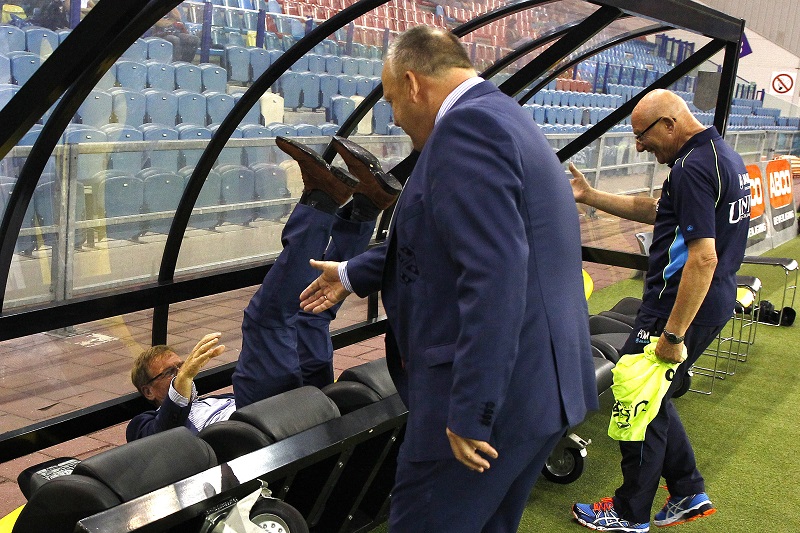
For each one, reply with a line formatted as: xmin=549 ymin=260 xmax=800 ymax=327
xmin=301 ymin=26 xmax=597 ymax=533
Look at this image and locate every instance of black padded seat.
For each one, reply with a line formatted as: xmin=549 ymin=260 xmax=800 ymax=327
xmin=199 ymin=386 xmax=340 ymax=463
xmin=592 ymin=346 xmax=615 ymax=394
xmin=589 ymin=315 xmax=632 ymax=363
xmin=13 ymin=427 xmax=217 ymax=533
xmin=321 ymin=358 xmax=398 ymax=414
xmin=598 ymin=297 xmax=642 ymax=327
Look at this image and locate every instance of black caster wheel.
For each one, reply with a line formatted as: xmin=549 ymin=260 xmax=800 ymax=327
xmin=673 ymin=370 xmax=692 ymax=399
xmin=249 ymin=498 xmax=309 ymax=533
xmin=542 ymin=446 xmax=584 ymax=484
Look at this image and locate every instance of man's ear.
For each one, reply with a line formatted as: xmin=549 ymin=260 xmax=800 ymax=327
xmin=405 ymin=70 xmax=421 ymax=102
xmin=141 ymin=385 xmax=157 ymax=404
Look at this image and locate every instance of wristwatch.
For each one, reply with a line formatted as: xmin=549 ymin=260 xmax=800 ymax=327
xmin=662 ymin=330 xmax=685 ymax=344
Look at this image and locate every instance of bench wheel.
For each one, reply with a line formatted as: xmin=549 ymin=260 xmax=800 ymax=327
xmin=542 ymin=446 xmax=584 ymax=484
xmin=250 ymin=498 xmax=309 ymax=533
xmin=673 ymin=370 xmax=692 ymax=399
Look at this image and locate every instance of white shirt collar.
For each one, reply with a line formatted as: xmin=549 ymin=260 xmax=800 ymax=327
xmin=435 ymin=76 xmax=484 ymax=125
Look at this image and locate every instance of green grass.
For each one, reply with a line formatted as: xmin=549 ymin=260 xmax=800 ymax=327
xmin=373 ymin=235 xmax=800 ymax=532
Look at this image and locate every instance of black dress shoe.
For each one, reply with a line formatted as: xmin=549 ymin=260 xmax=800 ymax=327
xmin=331 ymin=136 xmax=402 ymax=210
xmin=276 ymin=136 xmax=358 ymax=206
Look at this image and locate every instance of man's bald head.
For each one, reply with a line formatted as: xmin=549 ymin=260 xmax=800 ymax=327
xmin=631 ymin=89 xmax=706 ymax=164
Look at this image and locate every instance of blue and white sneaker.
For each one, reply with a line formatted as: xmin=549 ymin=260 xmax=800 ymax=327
xmin=572 ymin=497 xmax=650 ymax=532
xmin=653 ymin=493 xmax=715 ymax=527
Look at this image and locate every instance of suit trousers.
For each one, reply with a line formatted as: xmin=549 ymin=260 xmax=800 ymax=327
xmin=232 ymin=204 xmax=374 ymax=408
xmin=389 ymin=428 xmax=565 ymax=533
xmin=612 ymin=311 xmax=724 ymax=523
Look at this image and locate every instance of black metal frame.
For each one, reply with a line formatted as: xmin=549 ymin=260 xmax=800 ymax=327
xmin=0 ymin=0 xmax=745 ymax=464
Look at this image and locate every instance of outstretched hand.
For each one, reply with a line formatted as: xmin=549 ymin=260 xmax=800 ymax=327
xmin=300 ymin=259 xmax=351 ymax=313
xmin=446 ymin=427 xmax=498 ymax=473
xmin=568 ymin=162 xmax=592 ymax=204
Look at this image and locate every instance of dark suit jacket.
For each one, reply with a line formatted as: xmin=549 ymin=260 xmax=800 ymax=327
xmin=347 ymin=81 xmax=598 ymax=462
xmin=126 ymin=393 xmax=235 ymax=442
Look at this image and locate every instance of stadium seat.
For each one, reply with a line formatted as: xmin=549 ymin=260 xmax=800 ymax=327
xmin=103 ymin=124 xmax=144 ymax=174
xmin=241 ymin=124 xmax=269 ymax=166
xmin=146 ymin=61 xmax=176 ymax=92
xmin=319 ymin=73 xmax=338 ymax=108
xmin=176 ymin=124 xmax=212 ymax=168
xmin=96 ymin=64 xmax=117 ymax=91
xmin=0 ymin=25 xmax=25 ymax=55
xmin=63 ymin=125 xmax=108 ymax=184
xmin=279 ymin=71 xmax=301 ymax=109
xmin=330 ymin=95 xmax=355 ymax=125
xmin=198 ymin=386 xmax=340 ymax=464
xmin=175 ymin=90 xmax=207 ymax=126
xmin=181 ymin=166 xmax=223 ymax=229
xmin=12 ymin=428 xmax=217 ymax=533
xmin=142 ymin=171 xmax=185 ymax=235
xmin=24 ymin=27 xmax=58 ymax=58
xmin=76 ymin=90 xmax=112 ymax=128
xmin=121 ymin=38 xmax=148 ymax=62
xmin=0 ymin=54 xmax=10 ymax=84
xmin=115 ymin=60 xmax=147 ymax=90
xmin=251 ymin=162 xmax=290 ymax=220
xmin=319 ymin=122 xmax=339 ymax=136
xmin=355 ymin=75 xmax=373 ymax=96
xmin=97 ymin=174 xmax=144 ymax=241
xmin=266 ymin=123 xmax=295 ymax=137
xmin=205 ymin=91 xmax=235 ymax=126
xmin=110 ymin=88 xmax=146 ymax=126
xmin=233 ymin=92 xmax=262 ymax=125
xmin=143 ymin=89 xmax=178 ymax=125
xmin=200 ymin=63 xmax=227 ymax=93
xmin=144 ymin=37 xmax=173 ymax=63
xmin=293 ymin=123 xmax=321 ymax=136
xmin=306 ymin=53 xmax=325 ymax=73
xmin=174 ymin=61 xmax=203 ymax=92
xmin=298 ymin=71 xmax=320 ymax=109
xmin=324 ymin=54 xmax=342 ymax=74
xmin=372 ymin=99 xmax=392 ymax=135
xmin=140 ymin=123 xmax=180 ymax=171
xmin=225 ymin=45 xmax=250 ymax=83
xmin=9 ymin=51 xmax=40 ymax=85
xmin=250 ymin=48 xmax=271 ymax=80
xmin=341 ymin=57 xmax=358 ymax=76
xmin=337 ymin=74 xmax=357 ymax=98
xmin=291 ymin=54 xmax=309 ymax=72
xmin=259 ymin=91 xmax=284 ymax=124
xmin=219 ymin=164 xmax=256 ymax=224
xmin=208 ymin=123 xmax=243 ymax=167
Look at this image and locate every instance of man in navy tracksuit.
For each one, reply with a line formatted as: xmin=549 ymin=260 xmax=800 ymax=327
xmin=570 ymin=89 xmax=750 ymax=532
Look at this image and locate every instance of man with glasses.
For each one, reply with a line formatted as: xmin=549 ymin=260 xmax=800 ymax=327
xmin=570 ymin=89 xmax=750 ymax=532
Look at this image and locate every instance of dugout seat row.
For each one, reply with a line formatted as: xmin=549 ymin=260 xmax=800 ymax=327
xmin=12 ymin=359 xmax=398 ymax=533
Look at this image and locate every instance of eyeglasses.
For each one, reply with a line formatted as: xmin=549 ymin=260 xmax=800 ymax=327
xmin=146 ymin=363 xmax=181 ymax=385
xmin=634 ymin=116 xmax=665 ymax=142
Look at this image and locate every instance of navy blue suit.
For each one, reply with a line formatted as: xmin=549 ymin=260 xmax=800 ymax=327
xmin=346 ymin=81 xmax=597 ymax=532
xmin=232 ymin=203 xmax=374 ymax=408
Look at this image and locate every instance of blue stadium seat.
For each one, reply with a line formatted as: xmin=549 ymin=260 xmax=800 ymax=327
xmin=388 ymin=124 xmax=404 ymax=135
xmin=200 ymin=63 xmax=227 ymax=93
xmin=341 ymin=57 xmax=358 ymax=76
xmin=76 ymin=90 xmax=112 ymax=127
xmin=142 ymin=171 xmax=185 ymax=234
xmin=279 ymin=71 xmax=301 ymax=109
xmin=267 ymin=49 xmax=283 ymax=68
xmin=8 ymin=51 xmax=40 ymax=85
xmin=324 ymin=54 xmax=342 ymax=74
xmin=337 ymin=75 xmax=357 ymax=98
xmin=96 ymin=63 xmax=117 ymax=91
xmin=233 ymin=93 xmax=262 ymax=125
xmin=181 ymin=166 xmax=223 ymax=229
xmin=372 ymin=99 xmax=391 ymax=134
xmin=174 ymin=62 xmax=203 ymax=92
xmin=98 ymin=174 xmax=144 ymax=240
xmin=18 ymin=123 xmax=42 ymax=146
xmin=251 ymin=162 xmax=290 ymax=220
xmin=115 ymin=60 xmax=147 ymax=90
xmin=330 ymin=95 xmax=354 ymax=125
xmin=298 ymin=72 xmax=320 ymax=109
xmin=208 ymin=124 xmax=243 ymax=167
xmin=205 ymin=91 xmax=235 ymax=126
xmin=57 ymin=29 xmax=70 ymax=43
xmin=110 ymin=88 xmax=146 ymax=126
xmin=176 ymin=124 xmax=212 ymax=168
xmin=291 ymin=55 xmax=309 ymax=72
xmin=355 ymin=76 xmax=372 ymax=96
xmin=144 ymin=37 xmax=173 ymax=63
xmin=0 ymin=179 xmax=37 ymax=254
xmin=532 ymin=104 xmax=545 ymax=124
xmin=103 ymin=124 xmax=144 ymax=174
xmin=356 ymin=58 xmax=372 ymax=77
xmin=225 ymin=45 xmax=250 ymax=83
xmin=250 ymin=48 xmax=271 ymax=80
xmin=0 ymin=54 xmax=10 ymax=84
xmin=121 ymin=38 xmax=148 ymax=62
xmin=140 ymin=123 xmax=180 ymax=171
xmin=293 ymin=123 xmax=321 ymax=136
xmin=146 ymin=61 xmax=176 ymax=91
xmin=307 ymin=53 xmax=325 ymax=73
xmin=240 ymin=124 xmax=269 ymax=166
xmin=175 ymin=90 xmax=207 ymax=126
xmin=63 ymin=125 xmax=108 ymax=183
xmin=143 ymin=89 xmax=178 ymax=125
xmin=219 ymin=164 xmax=255 ymax=225
xmin=24 ymin=27 xmax=58 ymax=57
xmin=0 ymin=84 xmax=17 ymax=110
xmin=0 ymin=25 xmax=25 ymax=55
xmin=319 ymin=74 xmax=338 ymax=108
xmin=319 ymin=122 xmax=339 ymax=136
xmin=266 ymin=123 xmax=295 ymax=137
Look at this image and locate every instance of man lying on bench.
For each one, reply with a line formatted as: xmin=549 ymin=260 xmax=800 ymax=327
xmin=127 ymin=137 xmax=402 ymax=441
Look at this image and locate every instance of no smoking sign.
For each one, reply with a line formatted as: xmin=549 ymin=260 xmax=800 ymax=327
xmin=769 ymin=71 xmax=797 ymax=96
